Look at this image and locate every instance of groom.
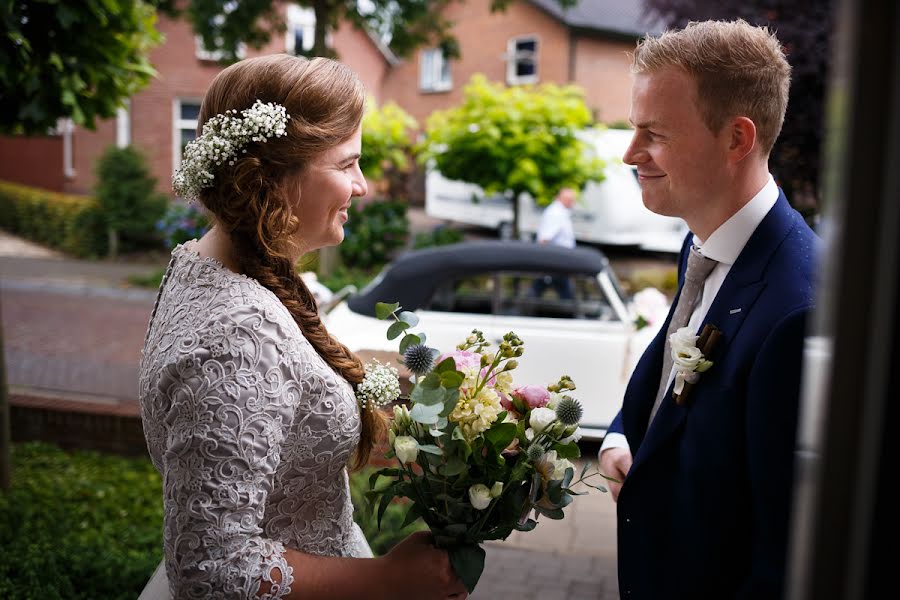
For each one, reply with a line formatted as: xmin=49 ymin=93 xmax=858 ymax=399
xmin=599 ymin=20 xmax=819 ymax=599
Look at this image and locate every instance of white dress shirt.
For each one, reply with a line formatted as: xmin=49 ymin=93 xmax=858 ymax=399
xmin=536 ymin=199 xmax=576 ymax=248
xmin=601 ymin=176 xmax=779 ymax=455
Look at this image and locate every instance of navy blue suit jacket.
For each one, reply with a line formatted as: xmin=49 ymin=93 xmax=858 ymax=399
xmin=608 ymin=191 xmax=819 ymax=599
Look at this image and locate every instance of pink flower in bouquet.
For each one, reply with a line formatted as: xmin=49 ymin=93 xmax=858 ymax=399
xmin=511 ymin=385 xmax=550 ymax=410
xmin=441 ymin=350 xmax=482 ymax=371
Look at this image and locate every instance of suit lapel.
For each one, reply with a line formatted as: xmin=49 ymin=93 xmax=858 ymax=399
xmin=630 ymin=192 xmax=798 ymax=470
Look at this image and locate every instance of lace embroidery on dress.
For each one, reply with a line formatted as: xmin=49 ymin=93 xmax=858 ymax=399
xmin=139 ymin=243 xmax=372 ymax=599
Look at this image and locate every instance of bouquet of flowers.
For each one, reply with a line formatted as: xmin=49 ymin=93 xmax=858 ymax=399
xmin=359 ymin=302 xmax=606 ymax=592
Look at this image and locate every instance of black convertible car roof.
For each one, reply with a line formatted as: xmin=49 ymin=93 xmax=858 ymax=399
xmin=347 ymin=240 xmax=610 ymax=316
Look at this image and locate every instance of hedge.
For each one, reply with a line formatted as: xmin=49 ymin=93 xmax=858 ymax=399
xmin=0 ymin=443 xmax=164 ymax=599
xmin=0 ymin=442 xmax=422 ymax=598
xmin=0 ymin=180 xmax=106 ymax=257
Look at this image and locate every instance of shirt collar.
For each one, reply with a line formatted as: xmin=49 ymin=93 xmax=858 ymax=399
xmin=693 ymin=175 xmax=778 ymax=266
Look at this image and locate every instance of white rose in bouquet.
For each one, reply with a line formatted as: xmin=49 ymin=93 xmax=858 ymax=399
xmin=468 ymin=484 xmax=493 ymax=510
xmin=529 ymin=407 xmax=557 ymax=433
xmin=393 ymin=435 xmax=419 ymax=464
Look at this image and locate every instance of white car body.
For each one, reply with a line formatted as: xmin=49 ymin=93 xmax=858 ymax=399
xmin=424 ymin=128 xmax=689 ymax=253
xmin=324 ymin=241 xmax=668 ymax=440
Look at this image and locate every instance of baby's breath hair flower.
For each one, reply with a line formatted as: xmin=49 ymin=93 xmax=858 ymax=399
xmin=173 ymin=99 xmax=290 ymax=200
xmin=555 ymin=395 xmax=583 ymax=427
xmin=356 ymin=360 xmax=400 ymax=410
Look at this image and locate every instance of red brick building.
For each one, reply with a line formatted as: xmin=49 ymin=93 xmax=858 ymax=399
xmin=0 ymin=0 xmax=659 ymax=197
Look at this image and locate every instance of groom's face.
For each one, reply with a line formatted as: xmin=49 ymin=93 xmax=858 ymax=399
xmin=623 ymin=67 xmax=729 ymax=224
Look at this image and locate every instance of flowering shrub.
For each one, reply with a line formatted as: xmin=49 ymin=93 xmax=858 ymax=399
xmin=156 ymin=202 xmax=211 ymax=249
xmin=363 ymin=303 xmax=607 ymax=592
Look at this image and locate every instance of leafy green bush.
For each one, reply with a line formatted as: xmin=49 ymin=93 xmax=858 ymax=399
xmin=0 ymin=442 xmax=164 ymax=600
xmin=0 ymin=180 xmax=106 ymax=257
xmin=0 ymin=443 xmax=424 ymax=598
xmin=339 ymin=199 xmax=409 ymax=269
xmin=94 ymin=145 xmax=168 ymax=257
xmin=413 ymin=225 xmax=464 ymax=249
xmin=349 ymin=467 xmax=428 ymax=556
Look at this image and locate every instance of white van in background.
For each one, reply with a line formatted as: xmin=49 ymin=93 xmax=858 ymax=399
xmin=424 ymin=128 xmax=689 ymax=253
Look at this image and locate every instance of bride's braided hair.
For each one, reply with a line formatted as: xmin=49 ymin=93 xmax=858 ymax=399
xmin=196 ymin=54 xmax=385 ymax=469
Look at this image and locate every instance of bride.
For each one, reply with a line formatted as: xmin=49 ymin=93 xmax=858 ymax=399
xmin=138 ymin=54 xmax=466 ymax=599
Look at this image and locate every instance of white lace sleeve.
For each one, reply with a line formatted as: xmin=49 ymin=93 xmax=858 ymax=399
xmin=155 ymin=302 xmax=297 ymax=599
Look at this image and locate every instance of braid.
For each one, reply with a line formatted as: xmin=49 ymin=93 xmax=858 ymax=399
xmin=233 ymin=232 xmax=386 ymax=469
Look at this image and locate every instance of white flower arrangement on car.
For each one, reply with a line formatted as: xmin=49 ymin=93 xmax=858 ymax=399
xmin=355 ymin=302 xmax=607 ymax=592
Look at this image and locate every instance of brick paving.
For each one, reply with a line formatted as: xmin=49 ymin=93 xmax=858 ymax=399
xmin=0 ymin=228 xmax=623 ymax=599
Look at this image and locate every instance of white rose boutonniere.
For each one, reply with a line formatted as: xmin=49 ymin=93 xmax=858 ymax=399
xmin=669 ymin=326 xmax=716 ymax=399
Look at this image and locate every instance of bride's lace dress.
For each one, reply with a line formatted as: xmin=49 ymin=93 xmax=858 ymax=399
xmin=138 ymin=243 xmax=371 ymax=599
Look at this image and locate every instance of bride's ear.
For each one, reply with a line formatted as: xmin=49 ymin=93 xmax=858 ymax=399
xmin=727 ymin=116 xmax=757 ymax=163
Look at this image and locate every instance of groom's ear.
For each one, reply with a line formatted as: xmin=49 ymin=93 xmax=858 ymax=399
xmin=727 ymin=116 xmax=758 ymax=163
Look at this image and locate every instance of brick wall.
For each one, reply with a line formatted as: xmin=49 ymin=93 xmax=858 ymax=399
xmin=381 ymin=0 xmax=635 ymax=128
xmin=0 ymin=135 xmax=64 ymax=192
xmin=332 ymin=22 xmax=390 ymax=102
xmin=572 ymin=35 xmax=634 ymax=125
xmin=24 ymin=3 xmax=388 ymax=198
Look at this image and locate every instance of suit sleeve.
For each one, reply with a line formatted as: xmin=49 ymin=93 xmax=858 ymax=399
xmin=740 ymin=306 xmax=810 ymax=599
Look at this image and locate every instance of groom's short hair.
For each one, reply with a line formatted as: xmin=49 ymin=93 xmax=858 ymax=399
xmin=631 ymin=19 xmax=791 ymax=157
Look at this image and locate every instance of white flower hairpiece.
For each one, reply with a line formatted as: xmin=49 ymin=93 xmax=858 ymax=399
xmin=173 ymin=99 xmax=290 ymax=199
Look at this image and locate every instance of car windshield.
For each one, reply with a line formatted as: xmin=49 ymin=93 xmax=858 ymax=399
xmin=425 ymin=270 xmax=620 ymax=321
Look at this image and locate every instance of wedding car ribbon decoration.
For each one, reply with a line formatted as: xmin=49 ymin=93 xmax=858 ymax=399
xmin=670 ymin=323 xmax=722 ymax=406
xmin=364 ymin=302 xmax=608 ymax=593
xmin=173 ymin=99 xmax=290 ymax=200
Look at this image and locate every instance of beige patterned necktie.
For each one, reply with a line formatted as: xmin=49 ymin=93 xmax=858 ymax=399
xmin=648 ymin=245 xmax=718 ymax=425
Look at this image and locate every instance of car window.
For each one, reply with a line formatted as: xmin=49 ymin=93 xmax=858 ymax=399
xmin=425 ymin=271 xmax=619 ymax=321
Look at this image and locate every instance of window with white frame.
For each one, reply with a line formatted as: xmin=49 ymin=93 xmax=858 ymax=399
xmin=173 ymin=99 xmax=202 ymax=181
xmin=506 ymin=36 xmax=539 ymax=85
xmin=420 ymin=48 xmax=452 ymax=92
xmin=286 ymin=4 xmax=316 ymax=55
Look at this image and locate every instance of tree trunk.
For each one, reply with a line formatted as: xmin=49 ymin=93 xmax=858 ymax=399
xmin=318 ymin=246 xmax=339 ymax=277
xmin=107 ymin=227 xmax=119 ymax=259
xmin=0 ymin=297 xmax=11 ymax=491
xmin=312 ymin=0 xmax=335 ymax=58
xmin=511 ymin=191 xmax=522 ymax=240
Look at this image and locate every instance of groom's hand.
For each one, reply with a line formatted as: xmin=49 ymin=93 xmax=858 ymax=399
xmin=599 ymin=447 xmax=632 ymax=502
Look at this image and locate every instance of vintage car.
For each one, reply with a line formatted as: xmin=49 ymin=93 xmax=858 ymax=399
xmin=324 ymin=240 xmax=667 ymax=440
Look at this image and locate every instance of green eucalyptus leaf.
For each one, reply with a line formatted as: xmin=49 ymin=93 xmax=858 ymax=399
xmin=409 ymin=401 xmax=443 ymax=424
xmin=417 ymin=444 xmax=444 ymax=456
xmin=515 ymin=517 xmax=538 ymax=532
xmin=398 ymin=310 xmax=419 ymax=327
xmin=399 ymin=333 xmax=421 ymax=353
xmin=387 ymin=320 xmax=410 ymax=340
xmin=375 ymin=302 xmax=399 ymax=320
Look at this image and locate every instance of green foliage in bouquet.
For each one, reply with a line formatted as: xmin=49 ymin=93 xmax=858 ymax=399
xmin=363 ymin=302 xmax=607 ymax=592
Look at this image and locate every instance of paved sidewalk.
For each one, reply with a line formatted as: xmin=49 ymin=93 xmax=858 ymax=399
xmin=0 ymin=229 xmax=621 ymax=598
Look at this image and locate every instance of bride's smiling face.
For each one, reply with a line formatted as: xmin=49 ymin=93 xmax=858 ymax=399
xmin=291 ymin=125 xmax=367 ymax=254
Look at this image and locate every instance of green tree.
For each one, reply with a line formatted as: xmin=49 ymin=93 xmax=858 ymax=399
xmin=420 ymin=74 xmax=604 ymax=237
xmin=94 ymin=146 xmax=168 ymax=258
xmin=360 ymin=98 xmax=418 ymax=181
xmin=170 ymin=0 xmax=577 ymax=62
xmin=0 ymin=0 xmax=163 ymax=135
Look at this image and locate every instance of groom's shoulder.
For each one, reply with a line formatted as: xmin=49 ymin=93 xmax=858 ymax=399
xmin=764 ymin=214 xmax=820 ymax=307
